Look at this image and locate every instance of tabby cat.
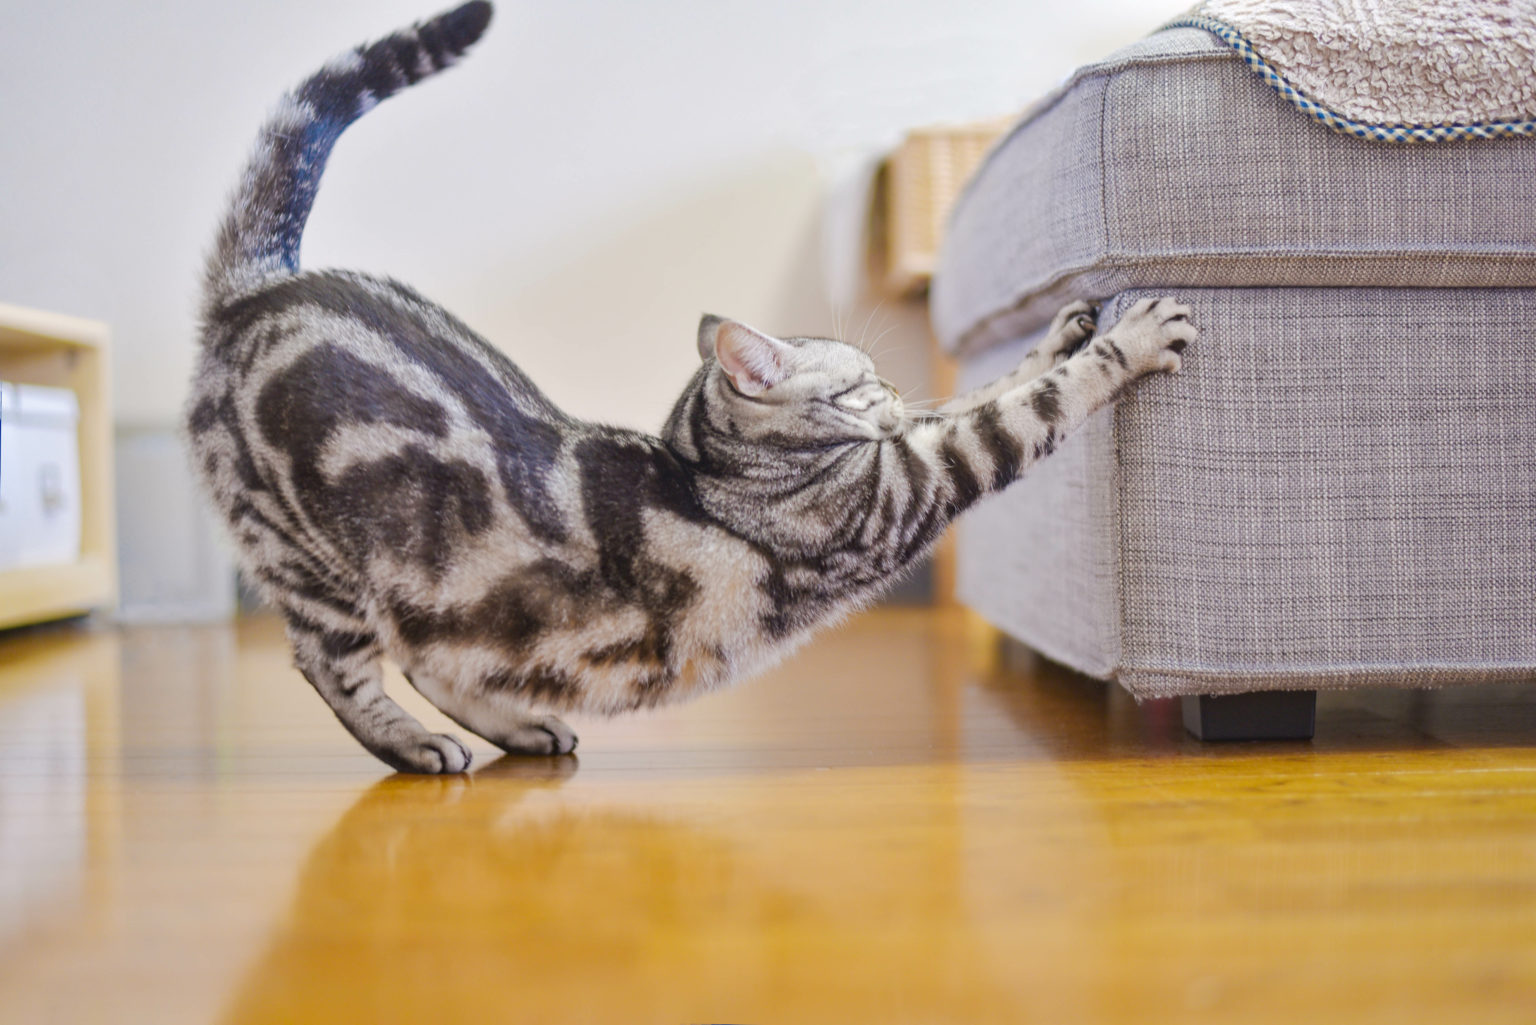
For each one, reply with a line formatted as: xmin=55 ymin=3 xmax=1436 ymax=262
xmin=187 ymin=1 xmax=1196 ymax=772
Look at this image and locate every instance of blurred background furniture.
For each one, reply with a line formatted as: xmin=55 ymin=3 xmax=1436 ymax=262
xmin=0 ymin=304 xmax=116 ymax=629
xmin=873 ymin=122 xmax=1008 ymax=605
xmin=925 ymin=22 xmax=1536 ymax=739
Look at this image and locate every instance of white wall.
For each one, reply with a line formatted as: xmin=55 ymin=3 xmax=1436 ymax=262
xmin=1 ymin=0 xmax=1171 ymax=432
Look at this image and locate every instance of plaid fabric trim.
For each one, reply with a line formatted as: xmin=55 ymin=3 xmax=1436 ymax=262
xmin=1165 ymin=14 xmax=1536 ymax=143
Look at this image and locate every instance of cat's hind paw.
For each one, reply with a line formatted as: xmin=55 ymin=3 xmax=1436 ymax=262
xmin=492 ymin=715 xmax=579 ymax=757
xmin=385 ymin=732 xmax=473 ymax=775
xmin=534 ymin=715 xmax=579 ymax=756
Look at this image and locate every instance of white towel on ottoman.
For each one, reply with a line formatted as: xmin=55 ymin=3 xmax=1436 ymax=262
xmin=1176 ymin=0 xmax=1536 ymax=140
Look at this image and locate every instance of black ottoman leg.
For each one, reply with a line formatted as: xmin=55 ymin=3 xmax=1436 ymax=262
xmin=1181 ymin=690 xmax=1317 ymax=741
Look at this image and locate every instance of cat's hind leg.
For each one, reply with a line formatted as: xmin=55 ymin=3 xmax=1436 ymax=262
xmin=283 ymin=608 xmax=472 ymax=774
xmin=404 ymin=672 xmax=579 ymax=757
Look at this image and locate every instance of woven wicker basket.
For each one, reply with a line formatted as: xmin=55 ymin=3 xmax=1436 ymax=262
xmin=878 ymin=121 xmax=1009 ymax=297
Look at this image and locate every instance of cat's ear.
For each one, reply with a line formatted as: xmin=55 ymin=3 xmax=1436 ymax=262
xmin=699 ymin=315 xmax=793 ymax=396
xmin=697 ymin=314 xmax=727 ymax=362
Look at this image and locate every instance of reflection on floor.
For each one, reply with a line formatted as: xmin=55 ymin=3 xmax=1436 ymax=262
xmin=0 ymin=610 xmax=1533 ymax=1024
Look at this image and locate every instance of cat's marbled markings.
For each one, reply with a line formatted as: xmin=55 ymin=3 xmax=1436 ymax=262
xmin=186 ymin=0 xmax=1196 ymax=773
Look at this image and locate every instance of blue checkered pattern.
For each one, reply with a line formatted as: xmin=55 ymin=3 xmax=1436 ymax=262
xmin=1165 ymin=15 xmax=1536 ymax=143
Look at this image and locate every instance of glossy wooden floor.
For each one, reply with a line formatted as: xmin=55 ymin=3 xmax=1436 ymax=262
xmin=1 ymin=610 xmax=1533 ymax=1024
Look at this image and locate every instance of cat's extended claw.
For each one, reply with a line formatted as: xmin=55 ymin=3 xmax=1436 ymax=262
xmin=1102 ymin=297 xmax=1197 ymax=376
xmin=1047 ymin=299 xmax=1099 ymax=360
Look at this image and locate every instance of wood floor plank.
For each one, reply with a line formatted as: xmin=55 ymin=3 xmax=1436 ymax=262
xmin=0 ymin=610 xmax=1532 ymax=1024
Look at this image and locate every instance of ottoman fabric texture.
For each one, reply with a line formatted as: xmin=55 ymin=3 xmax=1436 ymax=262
xmin=938 ymin=24 xmax=1536 ymax=698
xmin=956 ymin=288 xmax=1536 ymax=699
xmin=932 ymin=28 xmax=1536 ymax=358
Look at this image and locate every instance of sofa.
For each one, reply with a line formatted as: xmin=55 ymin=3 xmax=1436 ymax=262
xmin=929 ymin=17 xmax=1536 ymax=739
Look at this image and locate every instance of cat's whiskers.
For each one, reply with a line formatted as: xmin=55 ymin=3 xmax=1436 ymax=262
xmin=864 ymin=326 xmax=900 ymax=365
xmin=855 ymin=302 xmax=886 ymax=355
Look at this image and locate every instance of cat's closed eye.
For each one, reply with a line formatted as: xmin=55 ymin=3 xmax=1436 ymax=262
xmin=832 ymin=382 xmax=885 ymax=411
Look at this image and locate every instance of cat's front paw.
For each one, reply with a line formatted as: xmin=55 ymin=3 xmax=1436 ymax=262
xmin=1046 ymin=299 xmax=1098 ymax=360
xmin=1103 ymin=297 xmax=1196 ymax=376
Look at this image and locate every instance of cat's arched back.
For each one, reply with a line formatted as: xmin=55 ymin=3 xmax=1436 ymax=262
xmin=187 ymin=1 xmax=1194 ymax=772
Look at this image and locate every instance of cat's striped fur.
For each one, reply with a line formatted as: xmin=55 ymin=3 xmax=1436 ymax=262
xmin=186 ymin=1 xmax=1196 ymax=773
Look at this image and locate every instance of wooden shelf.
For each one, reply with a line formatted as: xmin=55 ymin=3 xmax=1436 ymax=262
xmin=0 ymin=302 xmax=116 ymax=629
xmin=0 ymin=554 xmax=116 ymax=631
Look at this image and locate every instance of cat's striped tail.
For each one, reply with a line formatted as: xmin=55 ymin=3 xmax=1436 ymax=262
xmin=202 ymin=1 xmax=492 ymax=314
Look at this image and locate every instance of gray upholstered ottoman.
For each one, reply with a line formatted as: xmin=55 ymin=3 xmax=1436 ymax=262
xmin=931 ymin=23 xmax=1536 ymax=736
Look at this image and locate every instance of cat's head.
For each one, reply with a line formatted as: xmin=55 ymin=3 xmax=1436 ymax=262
xmin=691 ymin=314 xmax=904 ymax=446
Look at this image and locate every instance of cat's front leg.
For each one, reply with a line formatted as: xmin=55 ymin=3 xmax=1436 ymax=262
xmin=940 ymin=300 xmax=1097 ymax=415
xmin=1040 ymin=298 xmax=1099 ymax=363
xmin=869 ymin=297 xmax=1192 ymax=584
xmin=1008 ymin=296 xmax=1193 ymax=440
xmin=991 ymin=295 xmax=1193 ymax=460
xmin=909 ymin=297 xmax=1194 ymax=514
xmin=1075 ymin=295 xmax=1191 ymax=381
